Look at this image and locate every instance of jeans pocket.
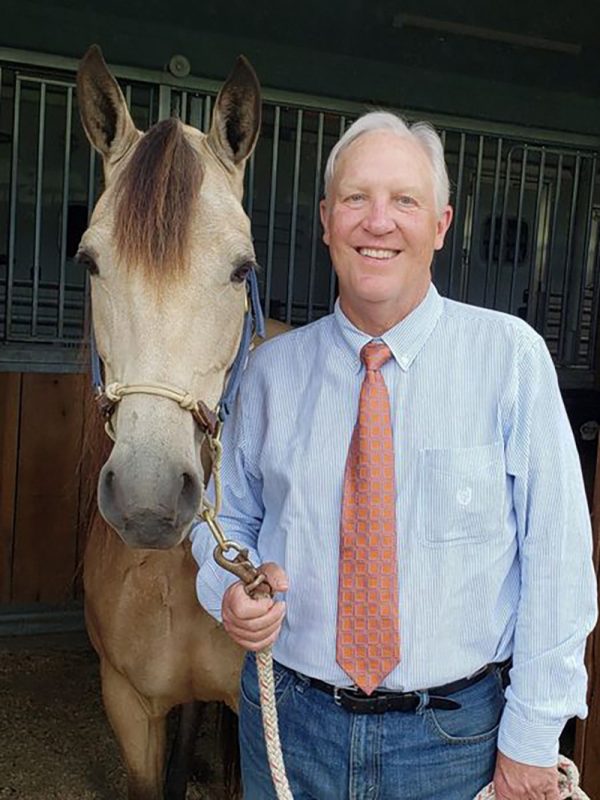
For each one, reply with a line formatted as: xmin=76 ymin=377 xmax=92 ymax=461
xmin=240 ymin=654 xmax=294 ymax=712
xmin=425 ymin=671 xmax=505 ymax=745
xmin=418 ymin=441 xmax=505 ymax=545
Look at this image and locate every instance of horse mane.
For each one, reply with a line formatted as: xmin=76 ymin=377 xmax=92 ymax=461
xmin=113 ymin=118 xmax=203 ymax=279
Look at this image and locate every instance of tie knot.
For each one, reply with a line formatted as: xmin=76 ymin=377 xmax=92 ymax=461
xmin=361 ymin=341 xmax=393 ymax=371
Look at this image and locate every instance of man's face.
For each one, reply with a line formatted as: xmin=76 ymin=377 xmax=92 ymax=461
xmin=320 ymin=130 xmax=452 ymax=325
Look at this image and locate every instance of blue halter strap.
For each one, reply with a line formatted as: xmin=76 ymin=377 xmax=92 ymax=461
xmin=219 ymin=268 xmax=265 ymax=422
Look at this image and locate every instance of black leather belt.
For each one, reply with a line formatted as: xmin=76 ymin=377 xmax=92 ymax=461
xmin=305 ymin=661 xmax=508 ymax=715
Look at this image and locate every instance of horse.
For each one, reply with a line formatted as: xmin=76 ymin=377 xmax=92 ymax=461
xmin=76 ymin=45 xmax=266 ymax=800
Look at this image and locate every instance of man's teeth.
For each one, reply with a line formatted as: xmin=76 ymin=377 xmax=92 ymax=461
xmin=358 ymin=248 xmax=398 ymax=259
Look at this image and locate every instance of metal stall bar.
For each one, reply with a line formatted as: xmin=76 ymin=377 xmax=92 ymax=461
xmin=558 ymin=154 xmax=581 ymax=363
xmin=328 ymin=116 xmax=345 ymax=312
xmin=485 ymin=138 xmax=503 ymax=307
xmin=157 ymin=85 xmax=171 ymax=121
xmin=527 ymin=148 xmax=546 ymax=328
xmin=31 ymin=82 xmax=46 ymax=337
xmin=589 ymin=219 xmax=600 ymax=372
xmin=179 ymin=91 xmax=188 ymax=123
xmin=125 ymin=84 xmax=132 ymax=107
xmin=307 ymin=112 xmax=324 ymax=322
xmin=542 ymin=154 xmax=563 ymax=343
xmin=448 ymin=132 xmax=466 ymax=297
xmin=202 ymin=95 xmax=212 ymax=133
xmin=460 ymin=134 xmax=484 ymax=301
xmin=542 ymin=153 xmax=563 ymax=338
xmin=494 ymin=145 xmax=515 ymax=309
xmin=57 ymin=86 xmax=73 ymax=339
xmin=264 ymin=105 xmax=281 ymax=318
xmin=5 ymin=77 xmax=21 ymax=340
xmin=286 ymin=109 xmax=303 ymax=324
xmin=509 ymin=145 xmax=528 ymax=313
xmin=187 ymin=93 xmax=205 ymax=130
xmin=577 ymin=155 xmax=597 ymax=365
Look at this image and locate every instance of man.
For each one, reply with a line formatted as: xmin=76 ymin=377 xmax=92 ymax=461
xmin=190 ymin=112 xmax=597 ymax=799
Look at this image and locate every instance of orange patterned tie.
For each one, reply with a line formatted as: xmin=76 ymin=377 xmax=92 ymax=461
xmin=336 ymin=341 xmax=400 ymax=695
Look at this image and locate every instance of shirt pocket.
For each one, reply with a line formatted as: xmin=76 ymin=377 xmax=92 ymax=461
xmin=418 ymin=441 xmax=505 ymax=546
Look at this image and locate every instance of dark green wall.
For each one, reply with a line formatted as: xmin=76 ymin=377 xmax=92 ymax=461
xmin=3 ymin=0 xmax=600 ymax=136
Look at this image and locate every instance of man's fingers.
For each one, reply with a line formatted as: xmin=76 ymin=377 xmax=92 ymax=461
xmin=223 ymin=600 xmax=286 ymax=637
xmin=233 ymin=627 xmax=283 ymax=652
xmin=260 ymin=562 xmax=289 ymax=592
xmin=224 ymin=610 xmax=285 ymax=647
xmin=224 ymin=583 xmax=276 ymax=620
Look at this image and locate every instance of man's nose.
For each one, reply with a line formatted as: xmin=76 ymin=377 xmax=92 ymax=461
xmin=362 ymin=200 xmax=396 ymax=235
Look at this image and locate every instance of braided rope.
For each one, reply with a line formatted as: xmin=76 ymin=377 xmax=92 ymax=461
xmin=104 ymin=381 xmax=197 ymax=410
xmin=473 ymin=756 xmax=590 ymax=800
xmin=256 ymin=648 xmax=293 ymax=800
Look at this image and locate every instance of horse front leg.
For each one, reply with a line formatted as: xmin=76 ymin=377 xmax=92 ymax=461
xmin=100 ymin=659 xmax=167 ymax=800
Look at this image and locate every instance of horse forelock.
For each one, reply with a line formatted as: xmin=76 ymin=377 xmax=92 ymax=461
xmin=113 ymin=118 xmax=203 ymax=280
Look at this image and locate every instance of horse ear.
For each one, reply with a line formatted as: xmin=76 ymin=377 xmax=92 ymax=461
xmin=77 ymin=45 xmax=138 ymax=163
xmin=208 ymin=55 xmax=261 ymax=167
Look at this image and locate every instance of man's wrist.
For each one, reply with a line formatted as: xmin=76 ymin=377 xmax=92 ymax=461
xmin=497 ymin=703 xmax=562 ymax=767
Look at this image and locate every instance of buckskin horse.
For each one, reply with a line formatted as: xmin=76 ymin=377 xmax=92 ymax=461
xmin=77 ymin=45 xmax=267 ymax=799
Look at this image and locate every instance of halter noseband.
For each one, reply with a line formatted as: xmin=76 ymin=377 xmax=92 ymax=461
xmin=90 ymin=268 xmax=265 ymax=441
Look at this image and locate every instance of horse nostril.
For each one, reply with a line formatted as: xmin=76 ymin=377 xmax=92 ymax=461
xmin=180 ymin=471 xmax=201 ymax=513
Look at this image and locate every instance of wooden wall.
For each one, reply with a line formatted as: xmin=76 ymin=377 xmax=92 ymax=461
xmin=0 ymin=372 xmax=87 ymax=604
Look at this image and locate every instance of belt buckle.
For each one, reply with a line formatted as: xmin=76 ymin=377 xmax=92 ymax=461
xmin=333 ymin=684 xmax=360 ymax=705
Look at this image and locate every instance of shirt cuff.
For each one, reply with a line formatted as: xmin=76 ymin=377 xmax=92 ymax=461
xmin=190 ymin=521 xmax=262 ymax=622
xmin=195 ymin=558 xmax=240 ymax=622
xmin=497 ymin=702 xmax=565 ymax=767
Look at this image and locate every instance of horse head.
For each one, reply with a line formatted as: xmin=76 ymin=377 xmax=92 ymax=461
xmin=77 ymin=46 xmax=260 ymax=550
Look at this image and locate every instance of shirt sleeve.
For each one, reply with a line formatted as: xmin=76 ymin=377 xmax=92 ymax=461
xmin=498 ymin=336 xmax=598 ymax=766
xmin=189 ymin=380 xmax=264 ymax=622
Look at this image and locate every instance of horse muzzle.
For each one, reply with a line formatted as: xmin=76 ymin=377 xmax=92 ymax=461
xmin=98 ymin=455 xmax=202 ymax=549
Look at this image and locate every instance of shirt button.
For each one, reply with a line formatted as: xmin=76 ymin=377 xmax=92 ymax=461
xmin=399 ymin=355 xmax=409 ymax=369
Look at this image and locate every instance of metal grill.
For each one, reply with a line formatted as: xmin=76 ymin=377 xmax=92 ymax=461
xmin=0 ymin=50 xmax=599 ymax=385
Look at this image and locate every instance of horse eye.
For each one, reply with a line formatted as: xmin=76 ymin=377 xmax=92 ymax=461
xmin=75 ymin=249 xmax=99 ymax=275
xmin=231 ymin=261 xmax=254 ymax=284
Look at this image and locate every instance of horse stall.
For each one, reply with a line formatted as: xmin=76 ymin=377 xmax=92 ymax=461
xmin=0 ymin=35 xmax=599 ymax=799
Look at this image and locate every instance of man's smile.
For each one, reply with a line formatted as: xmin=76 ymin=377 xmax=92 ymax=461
xmin=356 ymin=247 xmax=401 ymax=260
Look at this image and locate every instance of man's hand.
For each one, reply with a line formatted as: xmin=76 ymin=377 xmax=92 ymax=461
xmin=493 ymin=750 xmax=560 ymax=800
xmin=221 ymin=562 xmax=288 ymax=651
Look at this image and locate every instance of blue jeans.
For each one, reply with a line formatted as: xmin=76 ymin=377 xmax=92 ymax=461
xmin=239 ymin=654 xmax=505 ymax=799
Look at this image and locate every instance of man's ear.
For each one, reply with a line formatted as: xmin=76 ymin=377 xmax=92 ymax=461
xmin=77 ymin=45 xmax=139 ymax=164
xmin=434 ymin=205 xmax=453 ymax=251
xmin=207 ymin=55 xmax=261 ymax=168
xmin=320 ymin=198 xmax=331 ymax=246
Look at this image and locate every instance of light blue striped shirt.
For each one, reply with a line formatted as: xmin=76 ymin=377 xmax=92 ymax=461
xmin=190 ymin=283 xmax=597 ymax=767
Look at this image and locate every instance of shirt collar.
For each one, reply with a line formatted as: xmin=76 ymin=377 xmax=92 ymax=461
xmin=333 ymin=284 xmax=443 ymax=372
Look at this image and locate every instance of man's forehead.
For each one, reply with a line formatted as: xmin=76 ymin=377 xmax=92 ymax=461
xmin=333 ymin=131 xmax=432 ymax=186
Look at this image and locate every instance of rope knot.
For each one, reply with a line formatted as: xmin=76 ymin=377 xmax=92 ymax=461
xmin=178 ymin=392 xmax=197 ymax=411
xmin=104 ymin=382 xmax=124 ymax=403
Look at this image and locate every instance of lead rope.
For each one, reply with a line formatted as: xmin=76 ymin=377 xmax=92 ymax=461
xmin=200 ymin=427 xmax=293 ymax=800
xmin=473 ymin=756 xmax=590 ymax=800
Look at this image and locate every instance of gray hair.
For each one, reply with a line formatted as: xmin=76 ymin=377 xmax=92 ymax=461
xmin=323 ymin=111 xmax=450 ymax=215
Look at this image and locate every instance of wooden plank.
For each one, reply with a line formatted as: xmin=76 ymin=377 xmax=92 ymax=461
xmin=0 ymin=373 xmax=22 ymax=602
xmin=11 ymin=373 xmax=85 ymax=603
xmin=576 ymin=435 xmax=600 ymax=795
